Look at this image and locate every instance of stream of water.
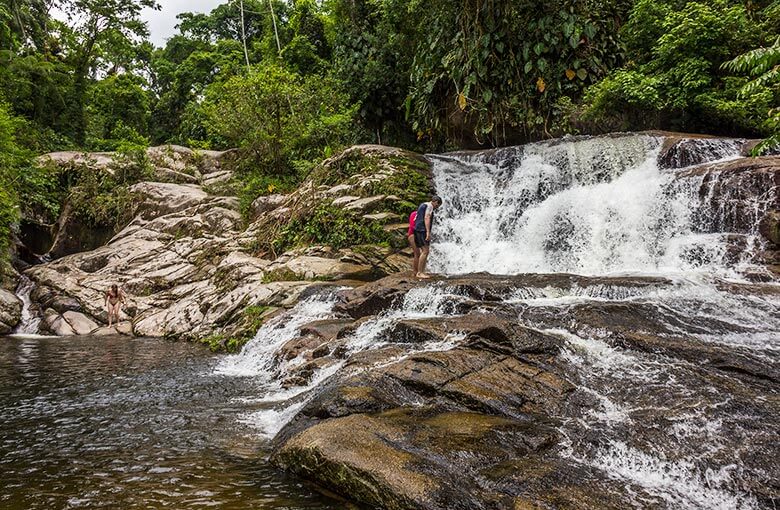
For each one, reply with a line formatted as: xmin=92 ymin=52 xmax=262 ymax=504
xmin=4 ymin=133 xmax=777 ymax=508
xmin=0 ymin=335 xmax=339 ymax=509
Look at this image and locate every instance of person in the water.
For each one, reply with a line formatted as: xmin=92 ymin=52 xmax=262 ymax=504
xmin=104 ymin=284 xmax=126 ymax=328
xmin=413 ymin=195 xmax=443 ymax=279
xmin=408 ymin=209 xmax=420 ymax=273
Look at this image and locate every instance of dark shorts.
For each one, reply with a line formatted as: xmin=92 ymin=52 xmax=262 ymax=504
xmin=413 ymin=230 xmax=430 ymax=247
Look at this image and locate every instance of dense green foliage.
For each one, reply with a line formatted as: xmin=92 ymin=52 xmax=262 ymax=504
xmin=584 ymin=0 xmax=780 ymax=144
xmin=407 ymin=0 xmax=633 ymax=145
xmin=0 ymin=102 xmax=24 ymax=273
xmin=1 ymin=0 xmax=779 ymax=271
xmin=2 ymin=0 xmax=777 ymax=154
xmin=723 ymin=35 xmax=780 ymax=153
xmin=202 ymin=64 xmax=358 ymax=204
xmin=273 ymin=204 xmax=390 ymax=254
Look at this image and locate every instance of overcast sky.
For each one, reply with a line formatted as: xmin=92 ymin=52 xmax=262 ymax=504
xmin=143 ymin=0 xmax=225 ymax=46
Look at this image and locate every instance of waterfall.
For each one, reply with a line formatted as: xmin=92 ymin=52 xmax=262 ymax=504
xmin=13 ymin=275 xmax=41 ymax=335
xmin=218 ymin=133 xmax=777 ymax=507
xmin=428 ymin=134 xmax=762 ymax=277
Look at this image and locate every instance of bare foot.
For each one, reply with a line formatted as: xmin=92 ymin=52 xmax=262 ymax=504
xmin=416 ymin=272 xmax=432 ymax=279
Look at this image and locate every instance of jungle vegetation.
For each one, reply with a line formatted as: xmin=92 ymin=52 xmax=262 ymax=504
xmin=0 ymin=0 xmax=778 ymax=267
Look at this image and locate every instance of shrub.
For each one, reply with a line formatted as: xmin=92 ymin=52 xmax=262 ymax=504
xmin=273 ymin=204 xmax=390 ymax=254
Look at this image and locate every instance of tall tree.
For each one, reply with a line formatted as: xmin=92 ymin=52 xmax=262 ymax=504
xmin=59 ymin=0 xmax=159 ymax=145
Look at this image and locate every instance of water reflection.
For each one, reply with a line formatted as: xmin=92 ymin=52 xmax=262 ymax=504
xmin=0 ymin=335 xmax=339 ymax=509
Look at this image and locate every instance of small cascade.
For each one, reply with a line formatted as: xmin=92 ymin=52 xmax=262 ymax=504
xmin=428 ymin=133 xmax=771 ymax=277
xmin=215 ymin=293 xmax=343 ymax=378
xmin=13 ymin=275 xmax=41 ymax=335
xmin=216 ymin=285 xmax=469 ymax=437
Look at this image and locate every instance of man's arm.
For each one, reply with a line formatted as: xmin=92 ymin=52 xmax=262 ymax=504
xmin=425 ymin=210 xmax=432 ymax=240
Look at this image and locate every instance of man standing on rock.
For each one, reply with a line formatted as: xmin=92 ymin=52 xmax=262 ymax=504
xmin=413 ymin=195 xmax=443 ymax=279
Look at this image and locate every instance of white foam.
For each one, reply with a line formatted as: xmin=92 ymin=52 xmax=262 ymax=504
xmin=429 ymin=134 xmax=764 ymax=278
xmin=552 ymin=328 xmax=660 ymax=382
xmin=586 ymin=441 xmax=759 ymax=510
xmin=214 ymin=293 xmax=341 ymax=377
xmin=220 ymin=286 xmax=468 ymax=439
xmin=13 ymin=275 xmax=41 ymax=335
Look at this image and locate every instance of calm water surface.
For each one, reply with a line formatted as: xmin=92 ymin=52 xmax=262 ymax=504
xmin=0 ymin=335 xmax=341 ymax=509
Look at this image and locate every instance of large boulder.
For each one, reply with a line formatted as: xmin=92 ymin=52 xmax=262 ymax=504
xmin=0 ymin=289 xmax=22 ymax=334
xmin=128 ymin=182 xmax=210 ymax=220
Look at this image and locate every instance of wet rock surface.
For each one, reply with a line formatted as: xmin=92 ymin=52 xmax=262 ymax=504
xmin=268 ymin=273 xmax=780 ymax=510
xmin=0 ymin=289 xmax=22 ymax=334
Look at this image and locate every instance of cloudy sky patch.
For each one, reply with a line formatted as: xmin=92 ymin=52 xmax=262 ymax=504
xmin=143 ymin=0 xmax=224 ymax=46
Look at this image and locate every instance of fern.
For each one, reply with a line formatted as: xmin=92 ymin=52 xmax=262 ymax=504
xmin=723 ymin=36 xmax=780 ymax=154
xmin=722 ymin=36 xmax=780 ymax=99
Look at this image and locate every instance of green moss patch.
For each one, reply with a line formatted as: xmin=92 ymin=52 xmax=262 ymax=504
xmin=273 ymin=204 xmax=390 ymax=255
xmin=199 ymin=305 xmax=272 ymax=353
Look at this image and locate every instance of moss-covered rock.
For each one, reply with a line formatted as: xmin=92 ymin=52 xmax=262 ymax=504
xmin=248 ymin=145 xmax=433 ymax=258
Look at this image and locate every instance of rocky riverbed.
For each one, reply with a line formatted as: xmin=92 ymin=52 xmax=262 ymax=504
xmin=213 ymin=271 xmax=778 ymax=510
xmin=3 ymin=132 xmax=779 ymax=509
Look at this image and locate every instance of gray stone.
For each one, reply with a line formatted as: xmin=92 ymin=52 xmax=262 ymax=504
xmin=50 ymin=296 xmax=82 ymax=314
xmin=48 ymin=313 xmax=76 ymax=336
xmin=129 ymin=182 xmax=210 ymax=220
xmin=0 ymin=289 xmax=22 ymax=334
xmin=362 ymin=212 xmax=399 ymax=223
xmin=345 ymin=195 xmax=386 ymax=212
xmin=92 ymin=321 xmax=133 ymax=336
xmin=251 ymin=194 xmax=287 ymax=217
xmin=325 ymin=184 xmax=353 ymax=195
xmin=332 ymin=195 xmax=361 ymax=206
xmin=154 ymin=167 xmax=200 ymax=184
xmin=62 ymin=311 xmax=99 ymax=335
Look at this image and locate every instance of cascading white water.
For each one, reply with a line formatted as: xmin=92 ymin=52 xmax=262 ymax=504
xmin=215 ymin=294 xmax=343 ymax=378
xmin=218 ymin=133 xmax=777 ymax=507
xmin=216 ymin=286 xmax=468 ymax=437
xmin=13 ymin=275 xmax=41 ymax=335
xmin=428 ymin=134 xmax=756 ymax=277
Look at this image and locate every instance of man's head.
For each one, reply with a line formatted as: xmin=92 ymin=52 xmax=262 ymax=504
xmin=431 ymin=195 xmax=443 ymax=209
